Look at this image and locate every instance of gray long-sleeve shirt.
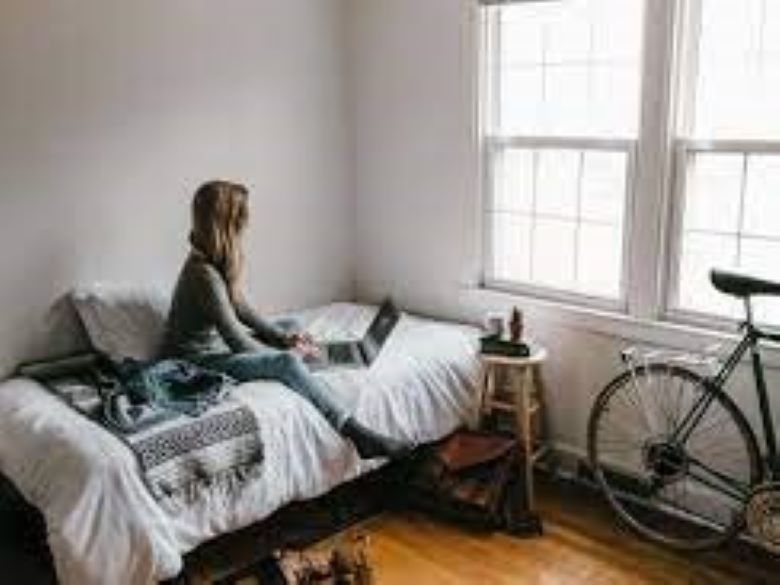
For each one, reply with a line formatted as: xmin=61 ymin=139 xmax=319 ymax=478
xmin=161 ymin=253 xmax=290 ymax=358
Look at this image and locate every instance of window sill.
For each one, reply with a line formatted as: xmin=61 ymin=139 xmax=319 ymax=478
xmin=463 ymin=285 xmax=780 ymax=370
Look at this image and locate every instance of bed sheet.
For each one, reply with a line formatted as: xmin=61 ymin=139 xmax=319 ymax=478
xmin=0 ymin=303 xmax=481 ymax=585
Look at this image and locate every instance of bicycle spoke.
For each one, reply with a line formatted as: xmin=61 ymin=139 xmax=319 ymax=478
xmin=613 ymin=390 xmax=648 ymax=434
xmin=687 ymin=434 xmax=752 ymax=472
xmin=687 ymin=439 xmax=749 ymax=460
xmin=628 ymin=369 xmax=656 ymax=433
xmin=686 ymin=456 xmax=751 ymax=502
xmin=687 ymin=410 xmax=733 ymax=442
xmin=598 ymin=414 xmax=646 ymax=446
xmin=672 ymin=389 xmax=716 ymax=445
xmin=589 ymin=363 xmax=759 ymax=550
xmin=597 ymin=447 xmax=644 ymax=460
xmin=688 ymin=434 xmax=745 ymax=459
xmin=672 ymin=375 xmax=686 ymax=430
xmin=654 ymin=481 xmax=733 ymax=531
xmin=658 ymin=371 xmax=675 ymax=434
xmin=595 ymin=437 xmax=644 ymax=450
xmin=604 ymin=405 xmax=654 ymax=447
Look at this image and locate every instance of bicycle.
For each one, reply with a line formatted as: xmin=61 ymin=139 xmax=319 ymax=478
xmin=587 ymin=269 xmax=780 ymax=551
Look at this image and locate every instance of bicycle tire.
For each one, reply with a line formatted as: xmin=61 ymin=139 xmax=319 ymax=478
xmin=588 ymin=363 xmax=762 ymax=551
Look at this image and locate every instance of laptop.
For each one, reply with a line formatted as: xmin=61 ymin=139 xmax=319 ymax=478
xmin=305 ymin=299 xmax=400 ymax=371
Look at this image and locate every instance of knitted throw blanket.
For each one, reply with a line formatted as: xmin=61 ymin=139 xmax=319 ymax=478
xmin=39 ymin=364 xmax=264 ymax=512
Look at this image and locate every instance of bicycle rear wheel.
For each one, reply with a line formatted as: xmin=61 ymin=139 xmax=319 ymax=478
xmin=588 ymin=364 xmax=761 ymax=550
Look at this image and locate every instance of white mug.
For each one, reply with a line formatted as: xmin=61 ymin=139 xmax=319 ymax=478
xmin=484 ymin=313 xmax=505 ymax=337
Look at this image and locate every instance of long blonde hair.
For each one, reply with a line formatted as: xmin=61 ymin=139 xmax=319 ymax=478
xmin=189 ymin=180 xmax=249 ymax=303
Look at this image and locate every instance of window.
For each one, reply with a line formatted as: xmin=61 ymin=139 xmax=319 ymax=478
xmin=672 ymin=0 xmax=780 ymax=323
xmin=482 ymin=0 xmax=645 ymax=304
xmin=479 ymin=0 xmax=780 ymax=327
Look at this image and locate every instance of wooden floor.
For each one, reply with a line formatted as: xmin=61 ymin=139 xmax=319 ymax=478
xmin=5 ymin=477 xmax=780 ymax=584
xmin=318 ymin=478 xmax=780 ymax=585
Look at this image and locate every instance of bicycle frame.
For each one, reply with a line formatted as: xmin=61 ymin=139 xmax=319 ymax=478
xmin=671 ymin=297 xmax=780 ymax=480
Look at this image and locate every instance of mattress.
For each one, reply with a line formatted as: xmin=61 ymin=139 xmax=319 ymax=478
xmin=0 ymin=303 xmax=481 ymax=585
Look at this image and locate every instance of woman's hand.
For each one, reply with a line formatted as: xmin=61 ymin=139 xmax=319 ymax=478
xmin=287 ymin=332 xmax=320 ymax=357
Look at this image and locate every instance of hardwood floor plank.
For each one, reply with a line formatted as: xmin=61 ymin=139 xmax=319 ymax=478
xmin=3 ymin=476 xmax=778 ymax=584
xmin=349 ymin=478 xmax=780 ymax=585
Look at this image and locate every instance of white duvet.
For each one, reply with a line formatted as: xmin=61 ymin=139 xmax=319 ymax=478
xmin=0 ymin=303 xmax=481 ymax=585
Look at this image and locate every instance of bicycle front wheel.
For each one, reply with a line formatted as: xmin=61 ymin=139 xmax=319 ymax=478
xmin=588 ymin=364 xmax=761 ymax=550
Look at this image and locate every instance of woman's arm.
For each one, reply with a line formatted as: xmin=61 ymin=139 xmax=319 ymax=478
xmin=194 ymin=265 xmax=268 ymax=353
xmin=233 ymin=297 xmax=291 ymax=349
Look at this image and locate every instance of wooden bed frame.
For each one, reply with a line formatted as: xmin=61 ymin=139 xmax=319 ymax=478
xmin=167 ymin=465 xmax=400 ymax=584
xmin=1 ymin=464 xmax=401 ymax=585
xmin=3 ymin=442 xmax=548 ymax=584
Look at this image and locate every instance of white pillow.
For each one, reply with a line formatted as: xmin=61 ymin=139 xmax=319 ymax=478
xmin=70 ymin=283 xmax=171 ymax=362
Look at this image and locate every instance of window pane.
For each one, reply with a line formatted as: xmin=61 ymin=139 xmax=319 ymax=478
xmin=740 ymin=238 xmax=780 ymax=324
xmin=545 ymin=4 xmax=591 ymax=63
xmin=743 ymin=155 xmax=780 ymax=238
xmin=590 ymin=65 xmax=641 ymax=138
xmin=678 ymin=232 xmax=740 ymax=318
xmin=543 ymin=65 xmax=590 ymax=136
xmin=590 ymin=0 xmax=644 ymax=63
xmin=676 ymin=154 xmax=780 ymax=320
xmin=581 ymin=151 xmax=627 ymax=223
xmin=487 ymin=146 xmax=627 ymax=300
xmin=684 ymin=153 xmax=743 ymax=234
xmin=693 ymin=66 xmax=757 ymax=140
xmin=482 ymin=0 xmax=639 ymax=303
xmin=500 ymin=21 xmax=544 ymax=66
xmin=489 ymin=0 xmax=644 ymax=138
xmin=698 ymin=0 xmax=760 ymax=68
xmin=532 ymin=218 xmax=576 ymax=289
xmin=764 ymin=0 xmax=780 ymax=58
xmin=690 ymin=0 xmax=780 ymax=139
xmin=577 ymin=223 xmax=623 ymax=297
xmin=499 ymin=66 xmax=544 ymax=136
xmin=675 ymin=4 xmax=780 ymax=320
xmin=492 ymin=149 xmax=534 ymax=213
xmin=536 ymin=149 xmax=580 ymax=218
xmin=490 ymin=212 xmax=532 ymax=283
xmin=740 ymin=237 xmax=780 ymax=286
xmin=499 ymin=1 xmax=557 ymax=28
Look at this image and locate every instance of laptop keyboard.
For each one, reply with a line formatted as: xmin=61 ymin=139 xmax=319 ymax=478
xmin=329 ymin=344 xmax=355 ymax=363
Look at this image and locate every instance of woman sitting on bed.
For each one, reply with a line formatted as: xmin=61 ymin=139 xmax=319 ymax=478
xmin=162 ymin=179 xmax=410 ymax=459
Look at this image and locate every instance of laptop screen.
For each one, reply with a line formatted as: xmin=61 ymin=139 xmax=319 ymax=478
xmin=360 ymin=300 xmax=400 ymax=362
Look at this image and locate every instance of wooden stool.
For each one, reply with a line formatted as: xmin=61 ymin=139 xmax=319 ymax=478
xmin=478 ymin=347 xmax=548 ymax=527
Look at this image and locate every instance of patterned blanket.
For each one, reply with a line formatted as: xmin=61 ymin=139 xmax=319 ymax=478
xmin=37 ymin=364 xmax=264 ymax=512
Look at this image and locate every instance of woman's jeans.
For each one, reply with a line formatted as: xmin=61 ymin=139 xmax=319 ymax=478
xmin=194 ymin=349 xmax=351 ymax=431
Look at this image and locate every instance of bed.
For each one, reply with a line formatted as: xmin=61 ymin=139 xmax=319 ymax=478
xmin=0 ymin=302 xmax=481 ymax=585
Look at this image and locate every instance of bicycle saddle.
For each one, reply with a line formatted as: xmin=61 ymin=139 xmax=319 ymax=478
xmin=710 ymin=269 xmax=780 ymax=298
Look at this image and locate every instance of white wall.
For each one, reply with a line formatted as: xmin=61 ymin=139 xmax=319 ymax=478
xmin=0 ymin=0 xmax=354 ymax=373
xmin=1 ymin=0 xmax=776 ymax=455
xmin=350 ymin=0 xmax=479 ymax=314
xmin=349 ymin=0 xmax=779 ymax=455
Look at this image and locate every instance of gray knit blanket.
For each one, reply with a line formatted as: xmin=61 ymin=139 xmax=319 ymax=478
xmin=39 ymin=368 xmax=264 ymax=512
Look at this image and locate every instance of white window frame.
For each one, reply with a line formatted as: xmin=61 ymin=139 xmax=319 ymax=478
xmin=479 ymin=0 xmax=780 ymax=331
xmin=663 ymin=0 xmax=780 ymax=329
xmin=481 ymin=136 xmax=637 ymax=312
xmin=666 ymin=141 xmax=780 ymax=330
xmin=479 ymin=3 xmax=645 ymax=311
xmin=478 ymin=0 xmax=680 ymax=320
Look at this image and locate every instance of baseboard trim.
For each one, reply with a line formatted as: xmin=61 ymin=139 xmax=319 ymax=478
xmin=540 ymin=443 xmax=779 ymax=559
